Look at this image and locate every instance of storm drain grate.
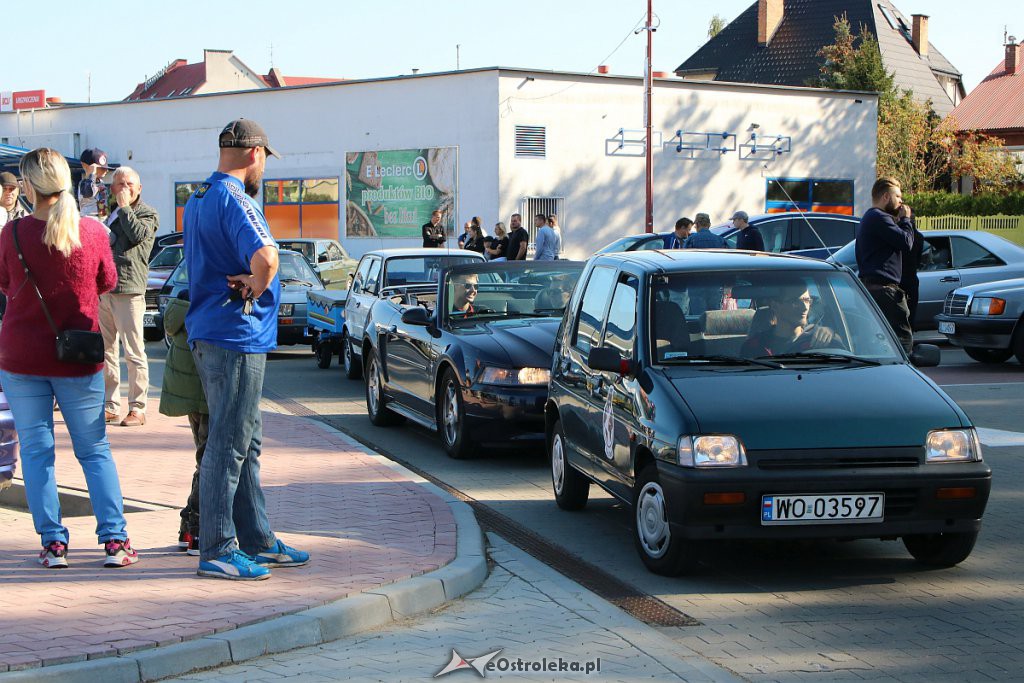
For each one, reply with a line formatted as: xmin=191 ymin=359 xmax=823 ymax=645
xmin=263 ymin=390 xmax=699 ymax=628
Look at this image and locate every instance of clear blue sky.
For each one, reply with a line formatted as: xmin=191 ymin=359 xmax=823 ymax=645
xmin=2 ymin=1 xmax=1017 ymax=103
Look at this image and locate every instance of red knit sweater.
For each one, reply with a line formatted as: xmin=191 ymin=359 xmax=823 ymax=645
xmin=0 ymin=216 xmax=117 ymax=377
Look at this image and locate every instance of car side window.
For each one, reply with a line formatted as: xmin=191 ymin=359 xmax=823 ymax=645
xmin=572 ymin=266 xmax=617 ymax=355
xmin=602 ymin=275 xmax=639 ymax=360
xmin=351 ymin=258 xmax=372 ymax=293
xmin=636 ymin=238 xmax=664 ymax=251
xmin=919 ymin=237 xmax=953 ymax=271
xmin=950 ymin=237 xmax=1005 ymax=269
xmin=757 ymin=219 xmax=790 ymax=253
xmin=365 ymin=257 xmax=382 ymax=295
xmin=803 ymin=218 xmax=856 ymax=248
xmin=326 ymin=243 xmax=343 ymax=261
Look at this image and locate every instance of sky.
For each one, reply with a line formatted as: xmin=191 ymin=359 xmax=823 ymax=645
xmin=1 ymin=1 xmax=1017 ymax=104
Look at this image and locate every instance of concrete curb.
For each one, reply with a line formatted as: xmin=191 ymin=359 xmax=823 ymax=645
xmin=2 ymin=425 xmax=488 ymax=682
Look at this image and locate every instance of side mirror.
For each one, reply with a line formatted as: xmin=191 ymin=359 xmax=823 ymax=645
xmin=910 ymin=343 xmax=941 ymax=368
xmin=401 ymin=307 xmax=431 ymax=327
xmin=587 ymin=346 xmax=630 ymax=375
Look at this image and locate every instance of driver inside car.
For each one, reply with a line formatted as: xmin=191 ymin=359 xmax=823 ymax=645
xmin=450 ymin=273 xmax=479 ymax=316
xmin=740 ymin=283 xmax=840 ymax=357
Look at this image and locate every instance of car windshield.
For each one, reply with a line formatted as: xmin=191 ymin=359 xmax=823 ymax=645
xmin=277 ymin=241 xmax=316 ymax=262
xmin=595 ymin=235 xmax=649 ymax=254
xmin=383 ymin=255 xmax=482 ymax=288
xmin=445 ymin=262 xmax=584 ymax=323
xmin=279 ymin=252 xmax=320 ymax=283
xmin=648 ymin=270 xmax=904 ymax=364
xmin=150 ymin=247 xmax=183 ymax=268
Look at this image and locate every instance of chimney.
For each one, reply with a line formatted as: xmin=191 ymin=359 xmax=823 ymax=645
xmin=1007 ymin=38 xmax=1021 ymax=74
xmin=911 ymin=14 xmax=929 ymax=57
xmin=757 ymin=0 xmax=784 ymax=46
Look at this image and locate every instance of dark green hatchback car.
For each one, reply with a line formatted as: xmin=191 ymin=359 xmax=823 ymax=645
xmin=546 ymin=250 xmax=992 ymax=576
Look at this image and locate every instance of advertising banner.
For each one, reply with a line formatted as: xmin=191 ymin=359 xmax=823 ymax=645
xmin=345 ymin=147 xmax=458 ymax=239
xmin=11 ymin=90 xmax=45 ymax=111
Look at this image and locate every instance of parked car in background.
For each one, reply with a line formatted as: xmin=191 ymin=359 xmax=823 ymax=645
xmin=276 ymin=238 xmax=358 ymax=289
xmin=546 ymin=249 xmax=989 ymax=576
xmin=157 ymin=249 xmax=325 ymax=346
xmin=595 ymin=213 xmax=857 ymax=260
xmin=149 ymin=232 xmax=183 ymax=262
xmin=362 ymin=260 xmax=584 ymax=458
xmin=144 ymin=245 xmax=184 ymax=341
xmin=340 ymin=249 xmax=486 ymax=379
xmin=829 ymin=230 xmax=1024 ymax=329
xmin=935 ymin=278 xmax=1024 ymax=364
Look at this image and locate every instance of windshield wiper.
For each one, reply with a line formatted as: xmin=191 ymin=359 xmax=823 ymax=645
xmin=663 ymin=354 xmax=782 ymax=369
xmin=281 ymin=278 xmax=316 ymax=286
xmin=762 ymin=352 xmax=881 ymax=366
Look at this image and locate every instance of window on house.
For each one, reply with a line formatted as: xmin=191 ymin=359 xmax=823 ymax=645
xmin=766 ymin=178 xmax=854 ymax=215
xmin=263 ymin=177 xmax=341 ymax=239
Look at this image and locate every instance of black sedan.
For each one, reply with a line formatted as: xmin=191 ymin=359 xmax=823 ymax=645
xmin=361 ymin=260 xmax=583 ymax=458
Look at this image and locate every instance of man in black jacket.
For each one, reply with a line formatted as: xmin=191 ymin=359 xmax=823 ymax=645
xmin=422 ymin=209 xmax=445 ymax=248
xmin=855 ymin=177 xmax=914 ymax=354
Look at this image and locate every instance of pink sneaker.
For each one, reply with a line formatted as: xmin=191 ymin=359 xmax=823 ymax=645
xmin=39 ymin=541 xmax=69 ymax=569
xmin=103 ymin=539 xmax=139 ymax=567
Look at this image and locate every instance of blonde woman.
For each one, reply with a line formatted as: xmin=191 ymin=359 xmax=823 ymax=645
xmin=487 ymin=222 xmax=509 ymax=261
xmin=0 ymin=148 xmax=139 ymax=569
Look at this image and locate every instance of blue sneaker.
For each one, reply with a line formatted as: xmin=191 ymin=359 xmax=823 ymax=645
xmin=253 ymin=540 xmax=310 ymax=568
xmin=198 ymin=550 xmax=271 ymax=581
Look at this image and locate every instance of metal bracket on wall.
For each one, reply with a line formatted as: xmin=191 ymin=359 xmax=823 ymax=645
xmin=605 ymin=128 xmax=662 ymax=157
xmin=663 ymin=130 xmax=737 ymax=160
xmin=739 ymin=132 xmax=792 ymax=160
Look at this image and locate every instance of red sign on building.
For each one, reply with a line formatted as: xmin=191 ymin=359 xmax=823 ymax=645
xmin=12 ymin=90 xmax=46 ymax=110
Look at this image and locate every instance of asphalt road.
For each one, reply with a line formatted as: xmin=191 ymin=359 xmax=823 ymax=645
xmin=151 ymin=339 xmax=1024 ymax=680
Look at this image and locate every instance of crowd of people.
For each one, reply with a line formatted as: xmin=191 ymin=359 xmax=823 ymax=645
xmin=422 ymin=211 xmax=562 ymax=260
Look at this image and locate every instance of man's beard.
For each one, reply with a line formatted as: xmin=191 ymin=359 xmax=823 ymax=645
xmin=244 ymin=168 xmax=262 ymax=198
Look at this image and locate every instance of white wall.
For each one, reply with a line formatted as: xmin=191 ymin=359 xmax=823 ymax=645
xmin=497 ymin=73 xmax=878 ymax=259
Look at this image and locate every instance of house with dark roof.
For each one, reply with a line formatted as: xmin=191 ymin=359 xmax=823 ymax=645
xmin=125 ymin=49 xmax=343 ymax=101
xmin=675 ymin=0 xmax=964 ymax=116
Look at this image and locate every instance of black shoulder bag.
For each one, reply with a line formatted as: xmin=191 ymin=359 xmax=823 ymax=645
xmin=11 ymin=219 xmax=105 ymax=364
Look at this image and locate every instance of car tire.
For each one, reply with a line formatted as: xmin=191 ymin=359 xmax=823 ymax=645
xmin=550 ymin=420 xmax=589 ymax=510
xmin=315 ymin=341 xmax=332 ymax=369
xmin=437 ymin=368 xmax=476 ymax=459
xmin=365 ymin=351 xmax=403 ymax=427
xmin=903 ymin=530 xmax=979 ymax=567
xmin=964 ymin=347 xmax=1013 ymax=364
xmin=633 ymin=464 xmax=699 ymax=576
xmin=343 ymin=332 xmax=361 ymax=379
xmin=1013 ymin=324 xmax=1024 ymax=365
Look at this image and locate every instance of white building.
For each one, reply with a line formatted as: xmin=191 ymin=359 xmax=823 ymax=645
xmin=0 ymin=67 xmax=877 ymax=259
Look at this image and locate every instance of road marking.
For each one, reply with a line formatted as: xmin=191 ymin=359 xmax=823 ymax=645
xmin=976 ymin=427 xmax=1024 ymax=447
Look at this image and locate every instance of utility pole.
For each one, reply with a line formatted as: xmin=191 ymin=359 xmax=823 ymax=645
xmin=643 ymin=0 xmax=654 ymax=233
xmin=456 ymin=44 xmax=461 ymax=70
xmin=87 ymin=71 xmax=92 ymax=103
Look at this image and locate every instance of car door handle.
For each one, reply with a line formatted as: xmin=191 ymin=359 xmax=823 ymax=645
xmin=354 ymin=301 xmax=361 ymax=308
xmin=939 ymin=276 xmax=960 ymax=283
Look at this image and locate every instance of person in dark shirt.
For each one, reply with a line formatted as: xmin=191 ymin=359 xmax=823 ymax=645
xmin=855 ymin=177 xmax=915 ymax=354
xmin=464 ymin=223 xmax=486 ymax=254
xmin=732 ymin=211 xmax=764 ymax=251
xmin=422 ymin=209 xmax=446 ymax=248
xmin=506 ymin=213 xmax=529 ymax=261
xmin=486 ymin=221 xmax=509 ymax=260
xmin=662 ymin=217 xmax=693 ymax=249
xmin=740 ymin=284 xmax=840 ymax=357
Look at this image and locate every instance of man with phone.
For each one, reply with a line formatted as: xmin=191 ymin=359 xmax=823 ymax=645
xmin=855 ymin=177 xmax=915 ymax=354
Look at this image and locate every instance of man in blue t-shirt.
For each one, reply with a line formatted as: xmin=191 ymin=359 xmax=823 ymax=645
xmin=183 ymin=118 xmax=308 ymax=581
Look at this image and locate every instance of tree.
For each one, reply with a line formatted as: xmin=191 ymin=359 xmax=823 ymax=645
xmin=708 ymin=14 xmax=726 ymax=39
xmin=815 ymin=15 xmax=1020 ymax=193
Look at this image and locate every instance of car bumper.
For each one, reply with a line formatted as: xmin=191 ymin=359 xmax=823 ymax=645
xmin=464 ymin=384 xmax=547 ymax=442
xmin=933 ymin=314 xmax=1015 ymax=349
xmin=657 ymin=458 xmax=991 ymax=540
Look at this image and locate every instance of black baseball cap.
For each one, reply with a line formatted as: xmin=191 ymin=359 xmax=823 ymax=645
xmin=219 ymin=119 xmax=281 ymax=158
xmin=80 ymin=148 xmax=110 ymax=168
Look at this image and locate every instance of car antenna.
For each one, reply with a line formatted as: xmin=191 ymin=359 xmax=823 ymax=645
xmin=768 ymin=178 xmax=829 ymax=254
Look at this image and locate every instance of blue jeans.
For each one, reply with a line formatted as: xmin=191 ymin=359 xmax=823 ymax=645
xmin=0 ymin=370 xmax=128 ymax=545
xmin=191 ymin=341 xmax=276 ymax=561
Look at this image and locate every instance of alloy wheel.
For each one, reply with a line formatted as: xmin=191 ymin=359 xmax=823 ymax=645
xmin=443 ymin=382 xmax=459 ymax=446
xmin=551 ymin=434 xmax=566 ymax=495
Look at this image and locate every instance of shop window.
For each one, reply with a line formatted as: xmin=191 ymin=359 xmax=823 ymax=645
xmin=263 ymin=177 xmax=340 ymax=239
xmin=765 ymin=178 xmax=854 ymax=216
xmin=174 ymin=181 xmax=204 ymax=232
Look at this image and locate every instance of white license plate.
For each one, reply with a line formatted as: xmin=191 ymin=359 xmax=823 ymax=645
xmin=938 ymin=321 xmax=955 ymax=335
xmin=761 ymin=493 xmax=884 ymax=525
xmin=143 ymin=312 xmax=156 ymax=327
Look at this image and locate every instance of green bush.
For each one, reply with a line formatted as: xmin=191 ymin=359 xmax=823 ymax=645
xmin=906 ymin=192 xmax=1024 ymax=216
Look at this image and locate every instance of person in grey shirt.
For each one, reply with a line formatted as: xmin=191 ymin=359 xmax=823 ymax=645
xmin=534 ymin=213 xmax=561 ymax=260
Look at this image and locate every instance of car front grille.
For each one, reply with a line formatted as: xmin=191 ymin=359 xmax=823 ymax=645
xmin=145 ymin=290 xmax=160 ymax=309
xmin=884 ymin=488 xmax=918 ymax=517
xmin=943 ymin=292 xmax=968 ymax=316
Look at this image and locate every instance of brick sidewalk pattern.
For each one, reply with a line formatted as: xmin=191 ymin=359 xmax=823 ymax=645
xmin=0 ymin=403 xmax=455 ymax=672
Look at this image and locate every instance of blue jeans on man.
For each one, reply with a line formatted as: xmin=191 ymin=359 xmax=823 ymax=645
xmin=0 ymin=370 xmax=128 ymax=545
xmin=191 ymin=341 xmax=277 ymax=561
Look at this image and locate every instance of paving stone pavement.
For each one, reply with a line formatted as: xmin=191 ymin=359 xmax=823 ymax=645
xmin=0 ymin=402 xmax=455 ymax=672
xmin=168 ymin=533 xmax=742 ymax=683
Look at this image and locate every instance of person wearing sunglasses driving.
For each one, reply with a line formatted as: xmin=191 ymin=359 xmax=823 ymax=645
xmin=451 ymin=273 xmax=479 ymax=315
xmin=740 ymin=283 xmax=841 ymax=357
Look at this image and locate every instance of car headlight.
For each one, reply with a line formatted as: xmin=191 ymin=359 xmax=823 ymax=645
xmin=969 ymin=297 xmax=1006 ymax=316
xmin=279 ymin=304 xmax=294 ymax=317
xmin=678 ymin=435 xmax=747 ymax=467
xmin=478 ymin=366 xmax=550 ymax=386
xmin=925 ymin=429 xmax=982 ymax=463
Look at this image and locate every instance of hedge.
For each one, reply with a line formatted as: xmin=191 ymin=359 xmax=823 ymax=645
xmin=905 ymin=191 xmax=1024 ymax=217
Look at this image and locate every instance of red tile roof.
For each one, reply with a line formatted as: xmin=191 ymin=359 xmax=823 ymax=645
xmin=949 ymin=47 xmax=1024 ymax=132
xmin=126 ymin=61 xmax=205 ymax=101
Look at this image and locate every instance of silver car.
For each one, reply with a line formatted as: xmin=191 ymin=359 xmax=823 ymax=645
xmin=934 ymin=278 xmax=1024 ymax=364
xmin=828 ymin=230 xmax=1024 ymax=329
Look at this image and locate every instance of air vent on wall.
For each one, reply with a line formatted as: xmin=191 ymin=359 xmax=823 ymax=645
xmin=515 ymin=125 xmax=546 ymax=158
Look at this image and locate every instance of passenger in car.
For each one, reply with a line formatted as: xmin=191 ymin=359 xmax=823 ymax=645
xmin=740 ymin=284 xmax=840 ymax=357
